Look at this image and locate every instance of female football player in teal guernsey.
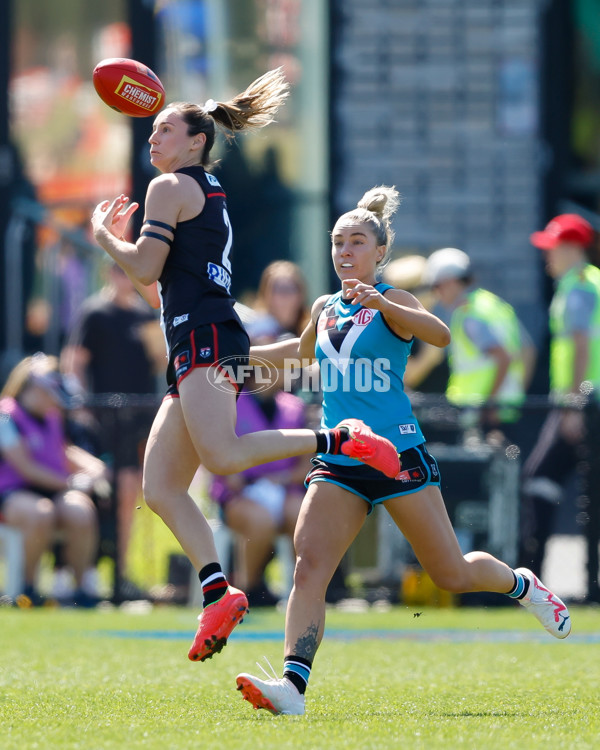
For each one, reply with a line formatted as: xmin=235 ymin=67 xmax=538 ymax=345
xmin=90 ymin=69 xmax=399 ymax=663
xmin=236 ymin=186 xmax=572 ymax=716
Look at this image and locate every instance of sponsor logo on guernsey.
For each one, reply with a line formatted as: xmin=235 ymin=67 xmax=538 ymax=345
xmin=397 ymin=467 xmax=425 ymax=483
xmin=207 ymin=262 xmax=232 ymax=292
xmin=317 ymin=315 xmax=338 ymax=333
xmin=173 ymin=313 xmax=189 ymax=327
xmin=174 ymin=351 xmax=190 ymax=375
xmin=352 ymin=308 xmax=374 ymax=326
xmin=114 ymin=75 xmax=163 ymax=112
xmin=398 ymin=423 xmax=417 ymax=435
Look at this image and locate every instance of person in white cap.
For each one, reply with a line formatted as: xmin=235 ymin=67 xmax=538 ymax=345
xmin=383 ymin=255 xmax=448 ymax=393
xmin=424 ymin=248 xmax=535 ymax=443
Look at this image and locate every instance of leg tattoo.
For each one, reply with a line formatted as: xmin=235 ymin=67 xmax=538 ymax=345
xmin=292 ymin=622 xmax=320 ymax=663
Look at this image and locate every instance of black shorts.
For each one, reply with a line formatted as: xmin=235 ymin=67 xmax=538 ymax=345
xmin=165 ymin=319 xmax=250 ymax=398
xmin=305 ymin=443 xmax=441 ymax=514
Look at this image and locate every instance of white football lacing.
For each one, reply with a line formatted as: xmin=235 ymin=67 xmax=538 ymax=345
xmin=256 ymin=655 xmax=280 ymax=683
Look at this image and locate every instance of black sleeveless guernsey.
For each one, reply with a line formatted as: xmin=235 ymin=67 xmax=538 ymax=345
xmin=157 ymin=165 xmax=241 ymax=353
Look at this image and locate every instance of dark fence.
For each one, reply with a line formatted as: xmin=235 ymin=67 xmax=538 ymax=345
xmin=71 ymin=392 xmax=600 ymax=604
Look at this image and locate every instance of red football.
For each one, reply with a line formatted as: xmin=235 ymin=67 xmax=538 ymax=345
xmin=93 ymin=58 xmax=166 ymax=118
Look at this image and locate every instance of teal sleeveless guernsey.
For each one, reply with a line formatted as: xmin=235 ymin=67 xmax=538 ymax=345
xmin=314 ymin=283 xmax=425 ymax=466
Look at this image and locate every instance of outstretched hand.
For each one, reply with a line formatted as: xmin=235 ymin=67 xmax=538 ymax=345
xmin=91 ymin=194 xmax=139 ymax=242
xmin=342 ymin=279 xmax=386 ymax=309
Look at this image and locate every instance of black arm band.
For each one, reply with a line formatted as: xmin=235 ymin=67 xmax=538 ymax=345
xmin=141 ymin=231 xmax=172 ymax=246
xmin=145 ymin=219 xmax=175 ymax=233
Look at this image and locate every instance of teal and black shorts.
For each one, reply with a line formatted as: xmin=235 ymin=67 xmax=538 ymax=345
xmin=305 ymin=443 xmax=440 ymax=513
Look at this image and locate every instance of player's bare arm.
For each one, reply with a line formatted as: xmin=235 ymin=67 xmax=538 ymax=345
xmin=343 ymin=280 xmax=450 ymax=347
xmin=299 ymin=295 xmax=329 ymax=362
xmin=250 ymin=337 xmax=301 ymax=368
xmin=250 ymin=295 xmax=329 ymax=368
xmin=91 ymin=174 xmax=185 ymax=287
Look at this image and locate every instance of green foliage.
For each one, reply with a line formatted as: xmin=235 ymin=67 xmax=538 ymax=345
xmin=0 ymin=605 xmax=599 ymax=749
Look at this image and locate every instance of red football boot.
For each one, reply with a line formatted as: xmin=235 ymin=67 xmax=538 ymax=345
xmin=337 ymin=418 xmax=401 ymax=479
xmin=188 ymin=586 xmax=249 ymax=662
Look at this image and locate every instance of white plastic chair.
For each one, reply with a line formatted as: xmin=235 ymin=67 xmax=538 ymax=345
xmin=0 ymin=523 xmax=25 ymax=599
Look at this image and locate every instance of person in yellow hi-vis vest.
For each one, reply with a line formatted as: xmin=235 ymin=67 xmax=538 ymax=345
xmin=522 ymin=214 xmax=600 ymax=576
xmin=423 ymin=248 xmax=536 ymax=444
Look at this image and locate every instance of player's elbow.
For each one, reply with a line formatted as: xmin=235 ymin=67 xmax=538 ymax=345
xmin=136 ymin=267 xmax=159 ymax=286
xmin=138 ymin=286 xmax=161 ymax=309
xmin=435 ymin=326 xmax=451 ymax=348
xmin=298 ymin=339 xmax=315 ymax=363
xmin=120 ymin=255 xmax=160 ymax=287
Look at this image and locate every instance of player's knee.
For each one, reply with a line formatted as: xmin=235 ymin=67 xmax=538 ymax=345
xmin=200 ymin=452 xmax=240 ymax=476
xmin=293 ymin=550 xmax=330 ymax=592
xmin=142 ymin=476 xmax=168 ymax=516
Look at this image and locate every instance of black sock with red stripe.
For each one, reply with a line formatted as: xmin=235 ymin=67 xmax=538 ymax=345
xmin=314 ymin=427 xmax=350 ymax=455
xmin=199 ymin=562 xmax=228 ymax=607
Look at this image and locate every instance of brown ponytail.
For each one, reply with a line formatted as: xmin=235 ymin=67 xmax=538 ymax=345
xmin=166 ymin=68 xmax=289 ymax=166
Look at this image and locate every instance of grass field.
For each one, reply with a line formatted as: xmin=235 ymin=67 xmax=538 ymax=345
xmin=1 ymin=602 xmax=599 ymax=750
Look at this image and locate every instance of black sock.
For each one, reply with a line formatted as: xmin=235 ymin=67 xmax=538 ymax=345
xmin=314 ymin=427 xmax=350 ymax=455
xmin=199 ymin=562 xmax=228 ymax=607
xmin=283 ymin=655 xmax=312 ymax=695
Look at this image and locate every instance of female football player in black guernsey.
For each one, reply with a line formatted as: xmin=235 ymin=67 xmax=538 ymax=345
xmin=91 ymin=69 xmax=400 ymax=663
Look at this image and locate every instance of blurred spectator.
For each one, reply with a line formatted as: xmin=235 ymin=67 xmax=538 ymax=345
xmin=209 ymin=367 xmax=309 ymax=607
xmin=383 ymin=255 xmax=449 ymax=393
xmin=51 ymin=230 xmax=89 ymax=347
xmin=521 ymin=214 xmax=600 ymax=574
xmin=253 ymin=260 xmax=310 ymax=338
xmin=0 ymin=353 xmax=105 ymax=606
xmin=24 ymin=223 xmax=92 ymax=354
xmin=1 ymin=143 xmax=38 ymax=362
xmin=61 ymin=262 xmax=166 ymax=586
xmin=424 ymin=247 xmax=536 ymax=445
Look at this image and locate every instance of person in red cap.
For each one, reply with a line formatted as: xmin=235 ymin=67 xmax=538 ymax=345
xmin=530 ymin=213 xmax=594 ymax=252
xmin=521 ymin=213 xmax=600 ymax=578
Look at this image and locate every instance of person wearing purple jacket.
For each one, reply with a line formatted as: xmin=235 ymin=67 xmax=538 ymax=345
xmin=0 ymin=353 xmax=106 ymax=605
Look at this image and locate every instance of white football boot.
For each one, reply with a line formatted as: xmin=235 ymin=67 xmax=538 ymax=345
xmin=236 ymin=660 xmax=305 ymax=715
xmin=514 ymin=567 xmax=571 ymax=638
